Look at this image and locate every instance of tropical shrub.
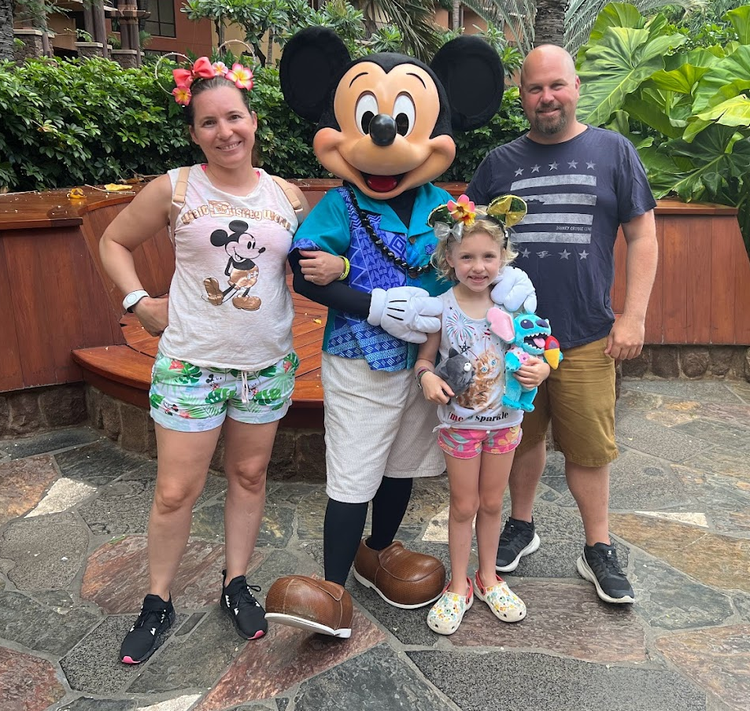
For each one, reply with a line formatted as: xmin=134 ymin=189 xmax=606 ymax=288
xmin=181 ymin=0 xmax=441 ymax=64
xmin=0 ymin=57 xmax=197 ymax=191
xmin=0 ymin=54 xmax=526 ymax=192
xmin=576 ymin=2 xmax=750 ymax=251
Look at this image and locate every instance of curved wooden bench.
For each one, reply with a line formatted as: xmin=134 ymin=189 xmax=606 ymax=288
xmin=71 ymin=279 xmax=326 ymax=428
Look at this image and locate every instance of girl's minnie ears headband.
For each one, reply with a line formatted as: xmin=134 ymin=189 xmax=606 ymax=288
xmin=155 ymin=43 xmax=255 ymax=106
xmin=427 ymin=194 xmax=528 ymax=243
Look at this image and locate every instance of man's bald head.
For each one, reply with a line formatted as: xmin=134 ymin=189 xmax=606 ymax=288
xmin=518 ymin=44 xmax=584 ymax=143
xmin=521 ymin=45 xmax=577 ymax=88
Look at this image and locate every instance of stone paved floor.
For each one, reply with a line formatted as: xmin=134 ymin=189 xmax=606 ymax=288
xmin=2 ymin=377 xmax=750 ymax=711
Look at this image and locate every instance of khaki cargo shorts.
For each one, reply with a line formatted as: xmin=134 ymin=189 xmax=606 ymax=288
xmin=516 ymin=337 xmax=618 ymax=467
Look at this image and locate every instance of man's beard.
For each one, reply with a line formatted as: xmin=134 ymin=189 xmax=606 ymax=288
xmin=532 ymin=106 xmax=568 ymax=135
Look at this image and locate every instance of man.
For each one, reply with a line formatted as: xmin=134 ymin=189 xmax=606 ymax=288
xmin=467 ymin=44 xmax=658 ymax=604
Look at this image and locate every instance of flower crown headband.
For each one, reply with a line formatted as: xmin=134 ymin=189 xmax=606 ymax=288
xmin=155 ymin=42 xmax=255 ymax=107
xmin=427 ymin=193 xmax=528 ymax=243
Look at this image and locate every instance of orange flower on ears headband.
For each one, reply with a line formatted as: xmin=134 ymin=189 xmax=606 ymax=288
xmin=172 ymin=85 xmax=192 ymax=106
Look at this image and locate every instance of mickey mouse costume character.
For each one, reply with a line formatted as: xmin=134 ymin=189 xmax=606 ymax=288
xmin=265 ymin=28 xmax=535 ymax=638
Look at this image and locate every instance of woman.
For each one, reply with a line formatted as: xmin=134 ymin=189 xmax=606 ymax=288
xmin=99 ymin=60 xmax=338 ymax=664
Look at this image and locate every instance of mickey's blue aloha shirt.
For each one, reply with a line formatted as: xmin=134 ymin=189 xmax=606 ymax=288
xmin=292 ymin=183 xmax=452 ymax=372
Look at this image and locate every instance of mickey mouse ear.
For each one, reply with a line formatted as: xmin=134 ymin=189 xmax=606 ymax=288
xmin=427 ymin=204 xmax=452 ymax=228
xmin=216 ymin=39 xmax=257 ymax=65
xmin=280 ymin=28 xmax=351 ymax=123
xmin=487 ymin=195 xmax=527 ymax=228
xmin=431 ymin=36 xmax=505 ymax=132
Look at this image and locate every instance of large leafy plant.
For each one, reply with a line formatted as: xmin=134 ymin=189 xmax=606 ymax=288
xmin=577 ymin=2 xmax=750 ymax=251
xmin=0 ymin=57 xmax=197 ymax=191
xmin=0 ymin=54 xmax=526 ymax=192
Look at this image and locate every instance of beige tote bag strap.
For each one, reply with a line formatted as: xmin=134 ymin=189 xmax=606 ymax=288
xmin=169 ymin=166 xmax=191 ymax=242
xmin=271 ymin=174 xmax=308 ymax=222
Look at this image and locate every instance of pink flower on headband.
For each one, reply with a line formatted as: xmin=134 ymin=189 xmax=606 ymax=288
xmin=447 ymin=194 xmax=476 ymax=226
xmin=226 ymin=63 xmax=254 ymax=90
xmin=172 ymin=86 xmax=192 ymax=106
xmin=212 ymin=61 xmax=229 ymax=77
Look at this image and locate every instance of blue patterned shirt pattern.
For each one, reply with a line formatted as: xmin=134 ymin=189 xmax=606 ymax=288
xmin=292 ymin=183 xmax=452 ymax=371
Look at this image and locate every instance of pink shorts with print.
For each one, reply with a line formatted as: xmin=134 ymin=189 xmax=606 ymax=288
xmin=438 ymin=425 xmax=522 ymax=460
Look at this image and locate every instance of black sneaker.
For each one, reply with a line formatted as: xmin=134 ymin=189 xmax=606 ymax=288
xmin=576 ymin=542 xmax=635 ymax=604
xmin=495 ymin=517 xmax=541 ymax=572
xmin=120 ymin=594 xmax=175 ymax=664
xmin=220 ymin=570 xmax=268 ymax=640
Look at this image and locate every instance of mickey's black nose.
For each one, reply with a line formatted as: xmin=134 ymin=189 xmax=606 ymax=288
xmin=369 ymin=114 xmax=397 ymax=146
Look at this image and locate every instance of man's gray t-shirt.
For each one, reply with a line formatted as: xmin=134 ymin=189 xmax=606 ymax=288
xmin=467 ymin=126 xmax=656 ymax=349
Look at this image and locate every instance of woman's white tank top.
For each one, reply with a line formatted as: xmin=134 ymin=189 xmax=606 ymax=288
xmin=158 ymin=165 xmax=297 ymax=371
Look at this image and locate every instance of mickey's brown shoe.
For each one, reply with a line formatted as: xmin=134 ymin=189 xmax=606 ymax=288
xmin=265 ymin=575 xmax=352 ymax=638
xmin=353 ymin=540 xmax=445 ymax=609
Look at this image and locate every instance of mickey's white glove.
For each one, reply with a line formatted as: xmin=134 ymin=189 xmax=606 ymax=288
xmin=491 ymin=266 xmax=537 ymax=313
xmin=368 ymin=287 xmax=443 ymax=344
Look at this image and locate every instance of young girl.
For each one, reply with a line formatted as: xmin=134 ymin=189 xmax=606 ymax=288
xmin=415 ymin=196 xmax=550 ymax=635
xmin=99 ymin=60 xmax=341 ymax=664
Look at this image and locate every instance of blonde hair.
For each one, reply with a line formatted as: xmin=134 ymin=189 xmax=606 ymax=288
xmin=432 ymin=219 xmax=517 ymax=282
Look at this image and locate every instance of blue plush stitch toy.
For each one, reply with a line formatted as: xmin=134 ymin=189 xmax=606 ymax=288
xmin=487 ymin=307 xmax=563 ymax=412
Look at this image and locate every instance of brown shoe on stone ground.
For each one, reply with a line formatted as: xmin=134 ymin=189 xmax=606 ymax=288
xmin=353 ymin=540 xmax=445 ymax=609
xmin=265 ymin=575 xmax=352 ymax=638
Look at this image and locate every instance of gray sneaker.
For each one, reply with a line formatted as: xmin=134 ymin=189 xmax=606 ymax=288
xmin=495 ymin=517 xmax=540 ymax=572
xmin=576 ymin=543 xmax=634 ymax=604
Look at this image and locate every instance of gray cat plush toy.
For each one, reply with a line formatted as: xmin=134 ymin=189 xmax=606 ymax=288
xmin=435 ymin=348 xmax=474 ymax=400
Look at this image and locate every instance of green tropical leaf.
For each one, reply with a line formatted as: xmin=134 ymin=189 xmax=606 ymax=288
xmin=725 ymin=5 xmax=750 ymax=45
xmin=684 ymin=95 xmax=750 ymax=142
xmin=578 ymin=27 xmax=686 ymax=126
xmin=692 ymin=46 xmax=750 ymax=114
xmin=185 ymin=404 xmax=222 ymax=418
xmin=205 ymin=387 xmax=235 ymax=405
xmin=664 ymin=47 xmax=726 ymax=72
xmin=575 ymin=1 xmax=645 ymax=63
xmin=176 ymin=363 xmax=203 ymax=384
xmin=624 ymin=88 xmax=687 ymax=137
xmin=642 ymin=10 xmax=671 ymax=40
xmin=700 ymin=94 xmax=750 ymax=127
xmin=590 ymin=2 xmax=646 ymax=40
xmin=255 ymin=387 xmax=282 ymax=406
xmin=650 ymin=65 xmax=711 ymax=94
xmin=605 ymin=109 xmax=654 ymax=148
xmin=641 ymin=125 xmax=750 ymax=202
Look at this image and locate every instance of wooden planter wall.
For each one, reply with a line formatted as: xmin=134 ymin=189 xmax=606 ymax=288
xmin=1 ymin=181 xmax=749 ymax=394
xmin=612 ymin=200 xmax=750 ymax=346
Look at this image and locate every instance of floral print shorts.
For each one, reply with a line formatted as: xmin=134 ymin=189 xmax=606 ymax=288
xmin=438 ymin=425 xmax=522 ymax=460
xmin=149 ymin=350 xmax=299 ymax=432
